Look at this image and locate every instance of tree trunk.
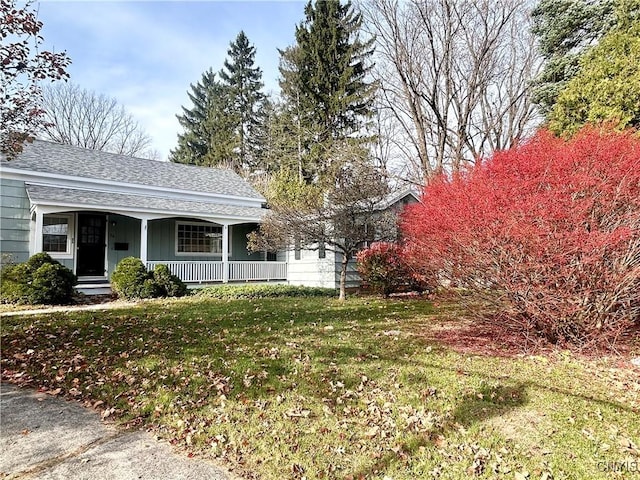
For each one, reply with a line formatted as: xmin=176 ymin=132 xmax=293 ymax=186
xmin=339 ymin=253 xmax=350 ymax=301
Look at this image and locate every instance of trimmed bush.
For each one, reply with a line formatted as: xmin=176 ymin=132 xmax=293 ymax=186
xmin=0 ymin=263 xmax=29 ymax=303
xmin=30 ymin=262 xmax=78 ymax=304
xmin=152 ymin=264 xmax=187 ymax=298
xmin=111 ymin=258 xmax=189 ymax=300
xmin=140 ymin=277 xmax=162 ymax=299
xmin=0 ymin=253 xmax=77 ymax=305
xmin=195 ymin=284 xmax=336 ymax=300
xmin=110 ymin=257 xmax=151 ymax=300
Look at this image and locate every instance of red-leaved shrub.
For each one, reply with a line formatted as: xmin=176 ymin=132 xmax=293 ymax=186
xmin=402 ymin=127 xmax=640 ymax=347
xmin=356 ymin=242 xmax=432 ymax=297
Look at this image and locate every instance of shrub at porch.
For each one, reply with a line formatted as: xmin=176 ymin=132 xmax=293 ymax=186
xmin=111 ymin=257 xmax=150 ymax=300
xmin=152 ymin=264 xmax=188 ymax=298
xmin=402 ymin=127 xmax=640 ymax=348
xmin=110 ymin=258 xmax=187 ymax=300
xmin=0 ymin=253 xmax=77 ymax=305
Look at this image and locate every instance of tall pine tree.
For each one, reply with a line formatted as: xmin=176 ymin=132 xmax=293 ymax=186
xmin=171 ymin=32 xmax=267 ymax=173
xmin=170 ymin=69 xmax=235 ymax=167
xmin=278 ymin=0 xmax=377 ymax=181
xmin=219 ymin=31 xmax=267 ymax=173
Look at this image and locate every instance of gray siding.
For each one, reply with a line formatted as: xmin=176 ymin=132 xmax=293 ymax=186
xmin=107 ymin=214 xmax=141 ymax=274
xmin=58 ymin=258 xmax=74 ymax=270
xmin=334 ymin=252 xmax=362 ymax=289
xmin=147 ymin=218 xmax=176 ymax=261
xmin=230 ymin=223 xmax=262 ymax=261
xmin=286 ymin=248 xmax=337 ymax=288
xmin=147 ymin=218 xmax=260 ymax=262
xmin=0 ymin=179 xmax=30 ymax=264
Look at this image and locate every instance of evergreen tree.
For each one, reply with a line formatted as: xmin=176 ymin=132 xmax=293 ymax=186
xmin=531 ymin=0 xmax=640 ymax=116
xmin=171 ymin=32 xmax=267 ymax=173
xmin=278 ymin=0 xmax=377 ymax=181
xmin=253 ymin=99 xmax=298 ymax=176
xmin=549 ymin=5 xmax=640 ymax=135
xmin=275 ymin=46 xmax=316 ymax=181
xmin=170 ymin=69 xmax=235 ymax=167
xmin=219 ymin=31 xmax=267 ymax=173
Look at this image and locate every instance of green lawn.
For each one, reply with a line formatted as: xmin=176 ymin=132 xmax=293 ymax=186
xmin=2 ymin=296 xmax=639 ymax=479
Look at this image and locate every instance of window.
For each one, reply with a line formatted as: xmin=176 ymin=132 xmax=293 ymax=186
xmin=318 ymin=241 xmax=326 ymax=259
xmin=176 ymin=221 xmax=222 ymax=255
xmin=355 ymin=222 xmax=375 ymax=250
xmin=42 ymin=214 xmax=73 ymax=257
xmin=294 ymin=236 xmax=301 ymax=260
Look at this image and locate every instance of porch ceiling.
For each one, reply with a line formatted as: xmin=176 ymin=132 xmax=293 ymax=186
xmin=25 ymin=184 xmax=267 ymax=222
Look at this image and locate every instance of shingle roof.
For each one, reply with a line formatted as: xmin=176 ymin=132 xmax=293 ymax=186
xmin=374 ymin=187 xmax=421 ymax=210
xmin=3 ymin=140 xmax=264 ymax=200
xmin=26 ymin=184 xmax=266 ymax=221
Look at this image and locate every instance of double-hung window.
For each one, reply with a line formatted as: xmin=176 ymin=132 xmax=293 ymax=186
xmin=42 ymin=214 xmax=74 ymax=258
xmin=176 ymin=221 xmax=222 ymax=255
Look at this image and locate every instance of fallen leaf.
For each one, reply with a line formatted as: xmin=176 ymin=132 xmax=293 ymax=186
xmin=364 ymin=425 xmax=379 ymax=439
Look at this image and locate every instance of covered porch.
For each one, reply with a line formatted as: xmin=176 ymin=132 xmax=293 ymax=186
xmin=26 ymin=184 xmax=286 ymax=287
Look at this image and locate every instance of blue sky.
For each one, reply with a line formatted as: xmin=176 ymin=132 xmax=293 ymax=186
xmin=37 ymin=1 xmax=307 ymax=159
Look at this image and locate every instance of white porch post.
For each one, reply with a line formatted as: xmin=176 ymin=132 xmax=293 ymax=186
xmin=34 ymin=208 xmax=44 ymax=254
xmin=140 ymin=218 xmax=148 ymax=265
xmin=222 ymin=223 xmax=229 ymax=283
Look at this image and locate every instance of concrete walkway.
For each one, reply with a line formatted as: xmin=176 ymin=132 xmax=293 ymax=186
xmin=0 ymin=383 xmax=239 ymax=480
xmin=0 ymin=301 xmax=140 ymax=318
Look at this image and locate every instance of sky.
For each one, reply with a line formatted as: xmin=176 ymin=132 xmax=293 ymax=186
xmin=36 ymin=0 xmax=307 ymax=160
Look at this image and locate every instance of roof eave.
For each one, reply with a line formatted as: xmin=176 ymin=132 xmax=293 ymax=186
xmin=1 ymin=166 xmax=266 ymax=205
xmin=28 ymin=198 xmax=265 ymax=223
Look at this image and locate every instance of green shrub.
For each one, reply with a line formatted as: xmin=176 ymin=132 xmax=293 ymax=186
xmin=140 ymin=277 xmax=162 ymax=299
xmin=152 ymin=264 xmax=187 ymax=297
xmin=111 ymin=258 xmax=189 ymax=300
xmin=0 ymin=253 xmax=77 ymax=305
xmin=26 ymin=252 xmax=55 ymax=272
xmin=0 ymin=263 xmax=29 ymax=303
xmin=30 ymin=262 xmax=78 ymax=304
xmin=110 ymin=257 xmax=151 ymax=300
xmin=195 ymin=284 xmax=336 ymax=300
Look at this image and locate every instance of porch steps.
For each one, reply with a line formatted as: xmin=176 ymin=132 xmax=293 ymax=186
xmin=76 ymin=281 xmax=112 ymax=296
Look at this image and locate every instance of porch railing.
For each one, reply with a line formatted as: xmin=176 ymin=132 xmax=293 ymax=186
xmin=146 ymin=261 xmax=287 ymax=283
xmin=229 ymin=261 xmax=288 ymax=282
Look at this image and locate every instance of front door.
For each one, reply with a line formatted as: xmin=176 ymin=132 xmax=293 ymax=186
xmin=77 ymin=214 xmax=106 ymax=277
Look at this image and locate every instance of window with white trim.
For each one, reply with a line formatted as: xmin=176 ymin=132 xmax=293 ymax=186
xmin=175 ymin=221 xmax=222 ymax=255
xmin=294 ymin=236 xmax=301 ymax=260
xmin=43 ymin=214 xmax=73 ymax=257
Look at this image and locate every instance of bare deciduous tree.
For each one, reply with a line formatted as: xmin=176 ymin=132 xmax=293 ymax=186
xmin=39 ymin=82 xmax=157 ymax=158
xmin=361 ymin=0 xmax=541 ymax=181
xmin=249 ymin=142 xmax=396 ymax=300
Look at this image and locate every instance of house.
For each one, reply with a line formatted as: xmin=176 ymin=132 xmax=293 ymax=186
xmin=285 ymin=187 xmax=420 ymax=289
xmin=0 ymin=140 xmax=285 ymax=293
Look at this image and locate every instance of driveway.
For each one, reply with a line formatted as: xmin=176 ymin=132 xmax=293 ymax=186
xmin=0 ymin=383 xmax=239 ymax=479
